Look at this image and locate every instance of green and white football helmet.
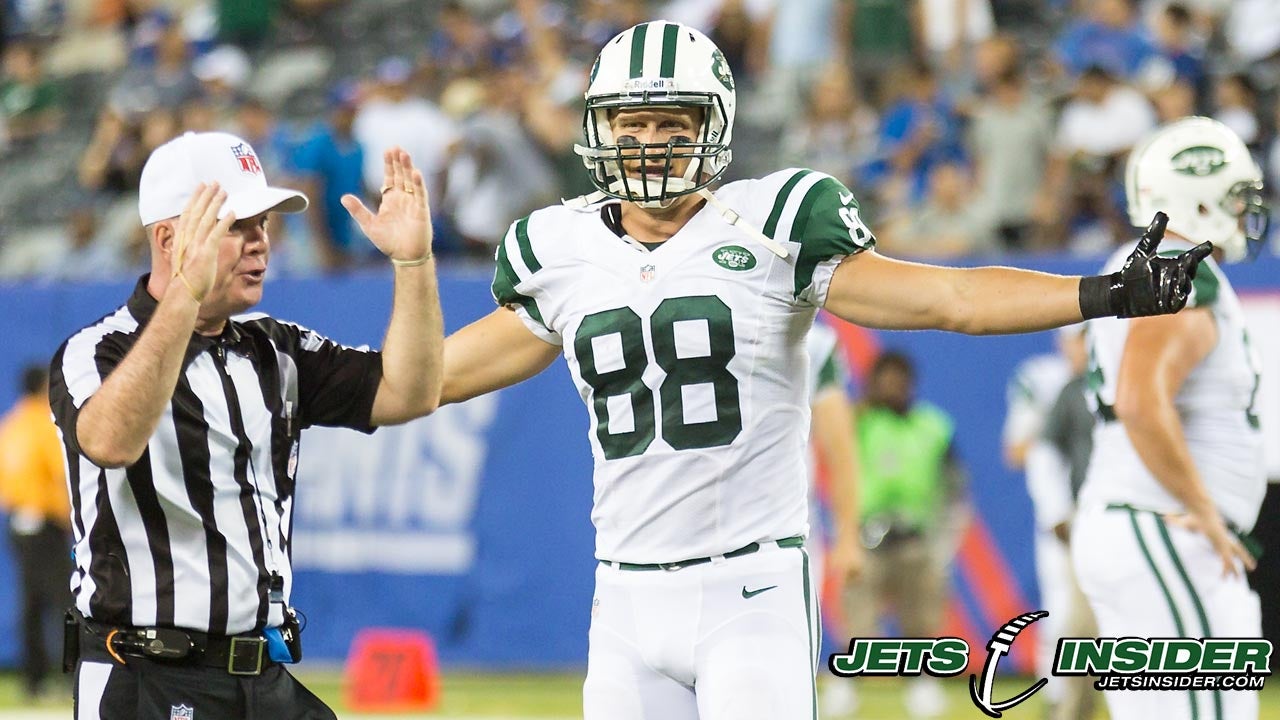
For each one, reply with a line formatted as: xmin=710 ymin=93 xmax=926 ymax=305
xmin=1125 ymin=116 xmax=1269 ymax=262
xmin=575 ymin=21 xmax=736 ymax=209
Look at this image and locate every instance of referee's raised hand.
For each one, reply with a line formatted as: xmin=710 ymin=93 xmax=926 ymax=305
xmin=342 ymin=147 xmax=434 ymax=266
xmin=171 ymin=182 xmax=236 ymax=303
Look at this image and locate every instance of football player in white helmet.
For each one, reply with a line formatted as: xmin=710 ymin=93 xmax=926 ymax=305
xmin=433 ymin=22 xmax=1213 ymax=719
xmin=1073 ymin=116 xmax=1268 ymax=720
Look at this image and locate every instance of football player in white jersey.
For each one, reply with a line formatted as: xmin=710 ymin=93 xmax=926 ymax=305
xmin=1072 ymin=117 xmax=1268 ymax=720
xmin=435 ymin=22 xmax=1212 ymax=720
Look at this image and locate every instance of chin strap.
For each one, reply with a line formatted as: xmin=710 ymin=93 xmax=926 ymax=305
xmin=562 ymin=191 xmax=610 ymax=210
xmin=697 ymin=189 xmax=789 ymax=259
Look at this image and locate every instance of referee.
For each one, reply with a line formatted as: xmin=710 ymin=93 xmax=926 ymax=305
xmin=49 ymin=131 xmax=443 ymax=719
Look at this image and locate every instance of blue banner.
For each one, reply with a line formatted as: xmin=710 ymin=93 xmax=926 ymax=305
xmin=1 ymin=256 xmax=1277 ymax=668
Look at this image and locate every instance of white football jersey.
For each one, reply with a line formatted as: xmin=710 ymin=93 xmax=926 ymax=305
xmin=1079 ymin=239 xmax=1266 ymax=531
xmin=493 ymin=169 xmax=875 ymax=563
xmin=1004 ymin=352 xmax=1074 ymax=530
xmin=1003 ymin=353 xmax=1072 ymax=449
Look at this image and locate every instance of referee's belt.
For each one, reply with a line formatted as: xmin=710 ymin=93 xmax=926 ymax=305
xmin=600 ymin=536 xmax=805 ymax=572
xmin=1104 ymin=502 xmax=1263 ymax=559
xmin=80 ymin=617 xmax=276 ymax=676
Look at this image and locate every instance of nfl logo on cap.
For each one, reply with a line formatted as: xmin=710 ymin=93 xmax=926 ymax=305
xmin=231 ymin=143 xmax=262 ymax=175
xmin=169 ymin=704 xmax=194 ymax=720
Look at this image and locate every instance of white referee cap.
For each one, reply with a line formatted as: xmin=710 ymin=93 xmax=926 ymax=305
xmin=138 ymin=131 xmax=308 ymax=226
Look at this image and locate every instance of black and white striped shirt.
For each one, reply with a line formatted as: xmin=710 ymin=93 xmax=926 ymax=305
xmin=50 ymin=277 xmax=382 ymax=636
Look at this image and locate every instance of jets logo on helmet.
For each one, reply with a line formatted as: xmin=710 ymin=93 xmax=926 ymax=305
xmin=1126 ymin=117 xmax=1269 ymax=263
xmin=573 ymin=21 xmax=736 ymax=209
xmin=1170 ymin=145 xmax=1227 ymax=177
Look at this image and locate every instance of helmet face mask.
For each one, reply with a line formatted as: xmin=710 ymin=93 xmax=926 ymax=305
xmin=576 ymin=22 xmax=736 ymax=208
xmin=1222 ymin=179 xmax=1270 ymax=261
xmin=1126 ymin=116 xmax=1268 ymax=263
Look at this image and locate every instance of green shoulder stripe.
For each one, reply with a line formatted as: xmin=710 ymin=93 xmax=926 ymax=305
xmin=792 ymin=176 xmax=876 ymax=300
xmin=763 ymin=169 xmax=813 ymax=239
xmin=1158 ymin=250 xmax=1219 ymax=307
xmin=491 ymin=231 xmax=547 ymax=329
xmin=515 ymin=216 xmax=542 ymax=273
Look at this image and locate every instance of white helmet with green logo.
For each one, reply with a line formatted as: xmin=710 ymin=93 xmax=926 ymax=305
xmin=574 ymin=21 xmax=736 ymax=208
xmin=1125 ymin=116 xmax=1268 ymax=262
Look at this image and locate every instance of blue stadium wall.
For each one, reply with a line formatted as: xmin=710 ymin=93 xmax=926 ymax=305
xmin=1 ymin=256 xmax=1277 ymax=669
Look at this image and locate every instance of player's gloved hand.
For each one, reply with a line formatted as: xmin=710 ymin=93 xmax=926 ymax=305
xmin=1078 ymin=212 xmax=1214 ymax=319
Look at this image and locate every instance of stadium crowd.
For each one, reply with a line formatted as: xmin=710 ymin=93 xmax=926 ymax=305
xmin=1 ymin=0 xmax=1278 ymax=278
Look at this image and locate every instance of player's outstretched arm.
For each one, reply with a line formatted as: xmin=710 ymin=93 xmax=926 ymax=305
xmin=824 ymin=213 xmax=1212 ymax=334
xmin=1116 ymin=310 xmax=1255 ymax=577
xmin=440 ymin=307 xmax=562 ymax=406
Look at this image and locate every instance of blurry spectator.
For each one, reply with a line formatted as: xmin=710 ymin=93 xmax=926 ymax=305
xmin=919 ymin=0 xmax=994 ymax=97
xmin=3 ymin=0 xmax=65 ymax=39
xmin=580 ymin=0 xmax=651 ymax=54
xmin=707 ymin=0 xmax=772 ymax=90
xmin=426 ymin=0 xmax=495 ymax=83
xmin=442 ymin=72 xmax=557 ymax=256
xmin=881 ymin=161 xmax=996 ymax=257
xmin=777 ymin=61 xmax=877 ymax=187
xmin=192 ymin=44 xmax=251 ymax=130
xmin=1051 ymin=0 xmax=1153 ymax=81
xmin=108 ymin=11 xmax=199 ymax=120
xmin=293 ymin=81 xmax=370 ymax=271
xmin=1214 ymin=73 xmax=1260 ymax=149
xmin=1136 ymin=3 xmax=1205 ymax=101
xmin=863 ymin=59 xmax=966 ymax=213
xmin=839 ymin=0 xmax=920 ymax=100
xmin=968 ymin=35 xmax=1053 ymax=250
xmin=752 ymin=0 xmax=840 ymax=127
xmin=1035 ymin=66 xmax=1155 ymax=247
xmin=1152 ymin=78 xmax=1196 ymax=123
xmin=48 ymin=207 xmax=127 ymax=281
xmin=78 ymin=107 xmax=178 ymax=196
xmin=179 ymin=96 xmax=218 ymax=132
xmin=1223 ymin=0 xmax=1280 ymax=65
xmin=354 ymin=56 xmax=457 ymax=213
xmin=0 ymin=40 xmax=60 ymax=147
xmin=0 ymin=364 xmax=71 ymax=703
xmin=845 ymin=351 xmax=965 ymax=719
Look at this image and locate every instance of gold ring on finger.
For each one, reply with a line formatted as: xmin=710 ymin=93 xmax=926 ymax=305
xmin=403 ymin=186 xmax=414 ymax=194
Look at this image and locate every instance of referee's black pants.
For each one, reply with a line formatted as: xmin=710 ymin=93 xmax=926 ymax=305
xmin=8 ymin=521 xmax=73 ymax=696
xmin=75 ymin=649 xmax=336 ymax=719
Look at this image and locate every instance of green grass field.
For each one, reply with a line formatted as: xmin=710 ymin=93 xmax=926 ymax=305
xmin=2 ymin=669 xmax=1278 ymax=718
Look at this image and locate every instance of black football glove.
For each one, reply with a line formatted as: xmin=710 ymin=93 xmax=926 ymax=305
xmin=1079 ymin=212 xmax=1214 ymax=319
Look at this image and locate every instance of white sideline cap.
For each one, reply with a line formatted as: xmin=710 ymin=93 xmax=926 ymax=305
xmin=138 ymin=131 xmax=308 ymax=226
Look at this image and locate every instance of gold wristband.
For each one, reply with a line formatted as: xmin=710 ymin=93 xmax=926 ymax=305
xmin=174 ymin=272 xmax=205 ymax=303
xmin=391 ymin=252 xmax=433 ymax=267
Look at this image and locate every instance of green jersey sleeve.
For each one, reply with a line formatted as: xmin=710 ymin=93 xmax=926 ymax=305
xmin=767 ymin=171 xmax=876 ymax=306
xmin=491 ymin=215 xmax=561 ymax=344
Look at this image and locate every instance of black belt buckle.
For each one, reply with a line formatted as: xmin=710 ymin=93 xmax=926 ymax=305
xmin=227 ymin=637 xmax=266 ymax=676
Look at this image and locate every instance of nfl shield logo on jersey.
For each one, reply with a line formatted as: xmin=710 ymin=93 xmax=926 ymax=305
xmin=169 ymin=704 xmax=194 ymax=720
xmin=640 ymin=264 xmax=656 ymax=283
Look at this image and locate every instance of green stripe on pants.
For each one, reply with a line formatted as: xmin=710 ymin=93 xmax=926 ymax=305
xmin=1155 ymin=515 xmax=1223 ymax=720
xmin=802 ymin=547 xmax=817 ymax=720
xmin=1129 ymin=508 xmax=1196 ymax=720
